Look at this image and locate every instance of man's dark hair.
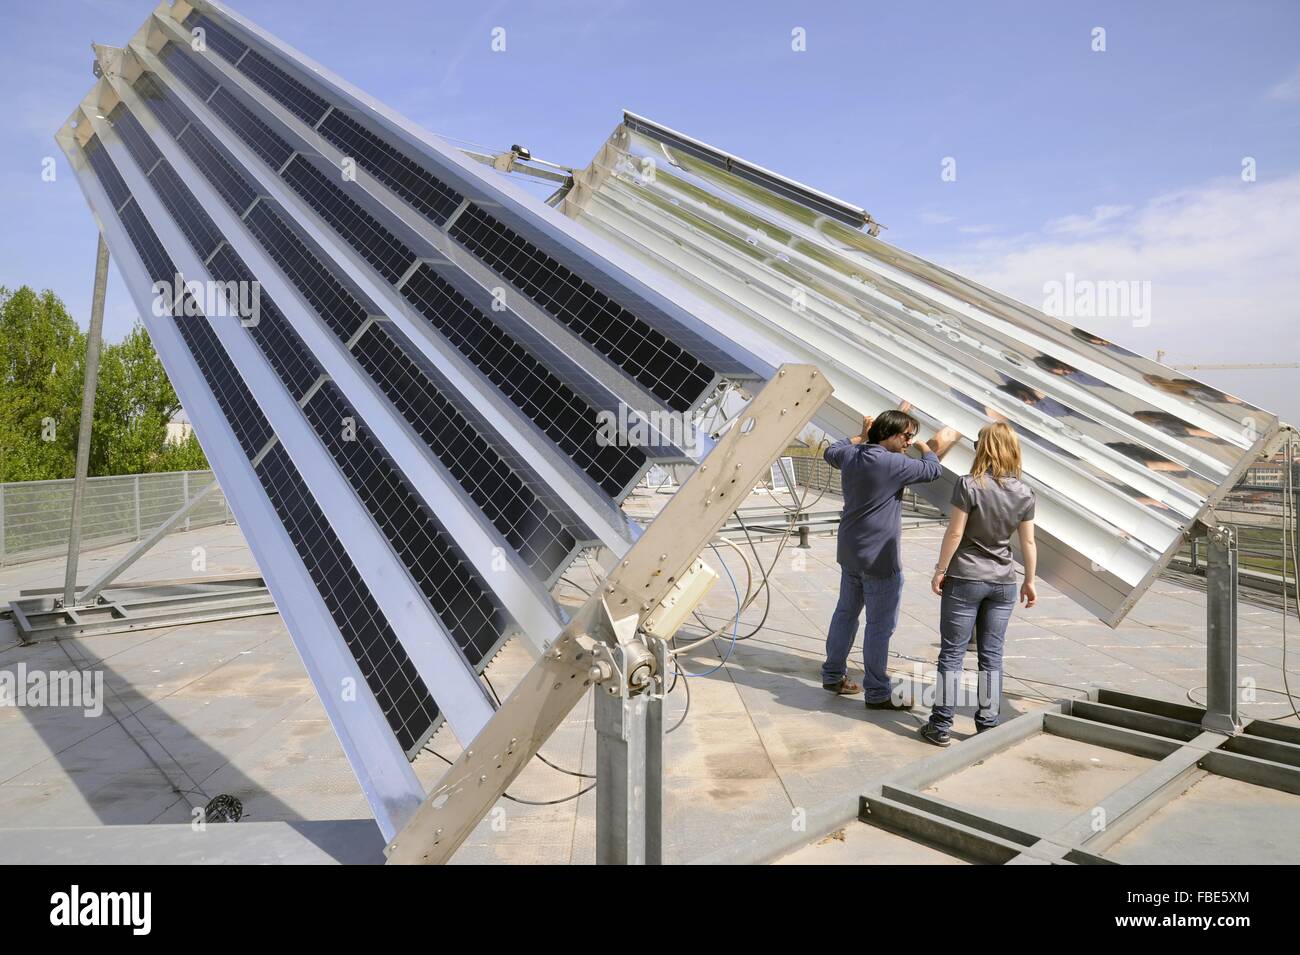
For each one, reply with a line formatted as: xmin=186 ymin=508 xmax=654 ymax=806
xmin=868 ymin=409 xmax=919 ymax=445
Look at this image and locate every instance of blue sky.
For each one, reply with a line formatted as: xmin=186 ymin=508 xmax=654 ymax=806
xmin=3 ymin=0 xmax=1298 ymax=421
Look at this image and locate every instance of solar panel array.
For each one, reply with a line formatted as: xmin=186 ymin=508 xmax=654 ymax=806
xmin=565 ymin=114 xmax=1284 ymax=626
xmin=59 ymin=2 xmax=766 ymax=834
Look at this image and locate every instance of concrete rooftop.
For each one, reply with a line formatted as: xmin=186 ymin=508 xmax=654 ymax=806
xmin=2 ymin=490 xmax=1298 ymax=863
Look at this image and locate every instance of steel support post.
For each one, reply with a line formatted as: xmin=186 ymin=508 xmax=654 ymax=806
xmin=594 ymin=637 xmax=665 ymax=864
xmin=61 ymin=233 xmax=110 ymax=606
xmin=1202 ymin=524 xmax=1241 ymax=735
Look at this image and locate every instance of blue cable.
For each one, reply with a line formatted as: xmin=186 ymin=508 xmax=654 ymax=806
xmin=672 ymin=543 xmax=741 ymax=679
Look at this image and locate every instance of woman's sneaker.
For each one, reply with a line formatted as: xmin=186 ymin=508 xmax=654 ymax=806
xmin=918 ymin=722 xmax=952 ymax=747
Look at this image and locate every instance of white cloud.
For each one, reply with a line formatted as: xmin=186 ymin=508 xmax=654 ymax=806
xmin=1268 ymin=64 xmax=1300 ymax=101
xmin=932 ymin=172 xmax=1300 ymax=423
xmin=919 ymin=211 xmax=955 ymax=225
xmin=1044 ymin=203 xmax=1131 ymax=235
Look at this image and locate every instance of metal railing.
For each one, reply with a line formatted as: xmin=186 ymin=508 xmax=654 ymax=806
xmin=1168 ymin=445 xmax=1298 ymax=603
xmin=0 ymin=470 xmax=232 ymax=567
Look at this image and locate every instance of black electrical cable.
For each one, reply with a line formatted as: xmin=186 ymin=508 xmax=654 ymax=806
xmin=420 ymin=745 xmax=595 ymax=805
xmin=667 ymin=664 xmax=692 ymax=734
xmin=481 ymin=672 xmax=595 ymax=779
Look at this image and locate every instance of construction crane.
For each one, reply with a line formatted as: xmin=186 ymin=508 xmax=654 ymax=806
xmin=1155 ymin=349 xmax=1298 ymax=371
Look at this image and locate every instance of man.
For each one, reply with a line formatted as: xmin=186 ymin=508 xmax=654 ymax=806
xmin=821 ymin=406 xmax=961 ymax=709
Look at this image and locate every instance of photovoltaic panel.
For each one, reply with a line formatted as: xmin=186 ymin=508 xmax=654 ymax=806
xmin=186 ymin=12 xmax=249 ymax=63
xmin=450 ymin=203 xmax=715 ymax=413
xmin=243 ymin=200 xmax=368 ymax=340
xmin=149 ymin=160 xmax=226 ymax=261
xmin=279 ymin=154 xmax=417 ymax=284
xmin=186 ymin=12 xmax=465 ymax=226
xmin=107 ymin=103 xmax=163 ymax=170
xmin=83 ymin=136 xmax=132 ymax=210
xmin=169 ymin=117 xmax=258 ymax=211
xmin=132 ymin=72 xmax=192 ymax=139
xmin=62 ymin=1 xmax=772 ymax=835
xmin=256 ymin=442 xmax=440 ymax=754
xmin=158 ymin=40 xmax=220 ymax=101
xmin=208 ymin=246 xmax=323 ymax=399
xmin=146 ymin=38 xmax=696 ymax=495
xmin=234 ymin=48 xmax=330 ymax=126
xmin=351 ymin=324 xmax=581 ymax=578
xmin=400 ymin=264 xmax=647 ymax=497
xmin=110 ymin=116 xmax=521 ymax=680
xmin=206 ymin=85 xmax=294 ymax=170
xmin=155 ymin=18 xmax=745 ymax=421
xmin=317 ymin=109 xmax=464 ymax=225
xmin=125 ymin=65 xmax=598 ymax=586
xmin=302 ymin=382 xmax=507 ymax=666
xmin=83 ymin=140 xmax=439 ymax=756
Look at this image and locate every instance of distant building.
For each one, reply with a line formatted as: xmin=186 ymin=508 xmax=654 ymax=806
xmin=1245 ymin=462 xmax=1283 ymax=487
xmin=166 ymin=410 xmax=193 ymax=446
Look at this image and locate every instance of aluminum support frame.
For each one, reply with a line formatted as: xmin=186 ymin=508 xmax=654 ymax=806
xmin=60 ymin=233 xmax=110 ymax=607
xmin=384 ymin=363 xmax=833 ymax=864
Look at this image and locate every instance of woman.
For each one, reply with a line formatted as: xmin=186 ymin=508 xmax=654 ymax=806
xmin=919 ymin=422 xmax=1037 ymax=746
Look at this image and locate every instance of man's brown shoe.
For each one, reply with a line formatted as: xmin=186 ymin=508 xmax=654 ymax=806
xmin=823 ymin=678 xmax=862 ymax=695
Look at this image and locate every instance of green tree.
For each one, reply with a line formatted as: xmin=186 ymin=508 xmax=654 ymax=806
xmin=0 ymin=286 xmax=84 ymax=481
xmin=0 ymin=285 xmax=208 ymax=482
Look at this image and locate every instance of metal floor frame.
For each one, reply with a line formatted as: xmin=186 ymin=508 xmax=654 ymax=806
xmin=857 ymin=689 xmax=1300 ymax=865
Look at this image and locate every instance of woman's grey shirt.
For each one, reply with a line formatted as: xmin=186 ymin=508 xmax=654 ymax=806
xmin=948 ymin=473 xmax=1035 ymax=583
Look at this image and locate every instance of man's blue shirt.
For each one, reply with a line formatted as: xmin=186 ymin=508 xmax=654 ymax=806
xmin=825 ymin=439 xmax=942 ymax=577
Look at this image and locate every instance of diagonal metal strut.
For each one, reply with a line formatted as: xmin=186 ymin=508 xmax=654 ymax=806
xmin=385 ymin=364 xmax=832 ymax=863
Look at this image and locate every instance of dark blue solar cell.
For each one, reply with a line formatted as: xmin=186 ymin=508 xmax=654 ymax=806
xmin=256 ymin=441 xmax=440 ymax=756
xmin=317 ymin=110 xmax=463 ymax=225
xmin=185 ymin=13 xmax=248 ymax=64
xmin=203 ymin=244 xmax=323 ymax=401
xmin=83 ymin=136 xmax=132 ymax=211
xmin=243 ymin=201 xmax=368 ymax=340
xmin=237 ymin=48 xmax=330 ymax=126
xmin=280 ymin=156 xmax=416 ymax=284
xmin=352 ymin=324 xmax=582 ymax=579
xmin=148 ymin=160 xmax=225 ymax=261
xmin=107 ymin=104 xmax=163 ymax=171
xmin=172 ymin=120 xmax=259 ymax=214
xmin=206 ymin=86 xmax=295 ymax=171
xmin=132 ymin=73 xmax=191 ymax=139
xmin=400 ymin=264 xmax=646 ymax=497
xmin=451 ymin=203 xmax=715 ymax=413
xmin=303 ymin=382 xmax=509 ymax=666
xmin=159 ymin=41 xmax=219 ymax=100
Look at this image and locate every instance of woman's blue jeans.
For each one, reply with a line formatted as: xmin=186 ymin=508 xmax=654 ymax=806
xmin=928 ymin=577 xmax=1016 ymax=731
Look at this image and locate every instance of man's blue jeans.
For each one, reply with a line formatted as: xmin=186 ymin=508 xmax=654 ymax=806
xmin=928 ymin=577 xmax=1016 ymax=731
xmin=822 ymin=568 xmax=904 ymax=703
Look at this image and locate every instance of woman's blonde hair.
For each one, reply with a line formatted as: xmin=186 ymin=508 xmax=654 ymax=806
xmin=970 ymin=421 xmax=1021 ymax=486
